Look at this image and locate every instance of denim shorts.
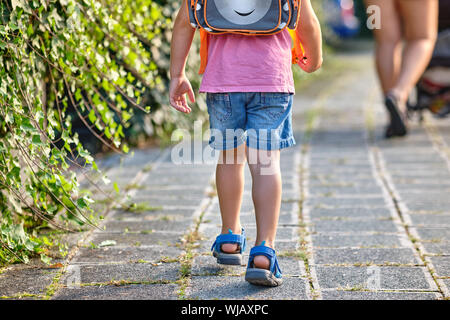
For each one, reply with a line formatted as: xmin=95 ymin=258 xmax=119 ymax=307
xmin=206 ymin=92 xmax=296 ymax=151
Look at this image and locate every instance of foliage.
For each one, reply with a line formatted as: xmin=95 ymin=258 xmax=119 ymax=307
xmin=125 ymin=0 xmax=207 ymax=146
xmin=0 ymin=0 xmax=204 ymax=265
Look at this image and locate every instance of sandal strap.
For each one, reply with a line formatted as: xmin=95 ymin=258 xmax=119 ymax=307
xmin=249 ymin=245 xmax=276 ymax=258
xmin=248 ymin=245 xmax=282 ymax=278
xmin=211 ymin=228 xmax=246 ymax=254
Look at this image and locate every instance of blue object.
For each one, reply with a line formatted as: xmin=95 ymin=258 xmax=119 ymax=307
xmin=206 ymin=92 xmax=296 ymax=151
xmin=324 ymin=0 xmax=360 ymax=38
xmin=247 ymin=244 xmax=282 ymax=278
xmin=211 ymin=228 xmax=247 ymax=255
xmin=245 ymin=244 xmax=283 ymax=286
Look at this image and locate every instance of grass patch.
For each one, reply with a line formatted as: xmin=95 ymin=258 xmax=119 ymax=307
xmin=122 ymin=202 xmax=163 ymax=213
xmin=124 ymin=183 xmax=146 ymax=192
xmin=278 ymin=249 xmax=308 ymax=262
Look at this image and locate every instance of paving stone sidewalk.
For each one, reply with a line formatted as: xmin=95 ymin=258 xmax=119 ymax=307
xmin=1 ymin=48 xmax=449 ymax=300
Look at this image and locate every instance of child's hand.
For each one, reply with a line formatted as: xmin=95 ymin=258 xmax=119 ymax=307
xmin=169 ymin=2 xmax=196 ymax=114
xmin=298 ymin=56 xmax=323 ymax=73
xmin=169 ymin=76 xmax=195 ymax=114
xmin=296 ymin=0 xmax=323 ymax=74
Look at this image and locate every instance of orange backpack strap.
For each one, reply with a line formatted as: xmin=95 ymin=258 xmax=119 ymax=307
xmin=289 ymin=29 xmax=305 ymax=64
xmin=199 ymin=29 xmax=209 ymax=75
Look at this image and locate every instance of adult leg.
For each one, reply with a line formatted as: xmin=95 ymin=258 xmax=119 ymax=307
xmin=216 ymin=144 xmax=247 ymax=253
xmin=246 ymin=147 xmax=282 ymax=269
xmin=392 ymin=0 xmax=439 ymax=103
xmin=364 ymin=0 xmax=403 ymax=95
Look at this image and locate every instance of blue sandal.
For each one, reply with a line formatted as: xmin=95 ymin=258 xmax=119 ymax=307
xmin=211 ymin=228 xmax=246 ymax=266
xmin=245 ymin=242 xmax=283 ymax=287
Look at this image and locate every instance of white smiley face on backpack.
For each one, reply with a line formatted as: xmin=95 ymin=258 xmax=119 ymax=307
xmin=212 ymin=0 xmax=272 ymax=25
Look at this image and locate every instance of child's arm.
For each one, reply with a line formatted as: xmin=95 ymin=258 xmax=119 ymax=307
xmin=296 ymin=0 xmax=323 ymax=73
xmin=169 ymin=1 xmax=196 ymax=113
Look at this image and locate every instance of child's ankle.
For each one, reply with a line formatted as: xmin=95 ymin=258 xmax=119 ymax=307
xmin=255 ymin=240 xmax=274 ymax=248
xmin=221 ymin=226 xmax=242 ymax=235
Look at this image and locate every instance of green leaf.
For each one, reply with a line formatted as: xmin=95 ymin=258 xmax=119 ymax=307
xmin=32 ymin=135 xmax=44 ymax=146
xmin=88 ymin=109 xmax=96 ymax=123
xmin=20 ymin=120 xmax=37 ymax=133
xmin=113 ymin=182 xmax=120 ymax=194
xmin=76 ymin=198 xmax=88 ymax=209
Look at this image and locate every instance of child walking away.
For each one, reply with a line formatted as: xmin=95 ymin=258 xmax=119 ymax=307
xmin=169 ymin=0 xmax=322 ymax=287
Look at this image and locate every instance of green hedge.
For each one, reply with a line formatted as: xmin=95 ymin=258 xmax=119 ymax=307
xmin=0 ymin=0 xmax=205 ymax=265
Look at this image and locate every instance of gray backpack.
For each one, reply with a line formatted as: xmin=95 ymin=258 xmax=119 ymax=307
xmin=187 ymin=0 xmax=301 ymax=35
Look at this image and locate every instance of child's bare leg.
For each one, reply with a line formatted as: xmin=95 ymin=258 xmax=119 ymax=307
xmin=247 ymin=148 xmax=282 ymax=269
xmin=216 ymin=144 xmax=246 ymax=253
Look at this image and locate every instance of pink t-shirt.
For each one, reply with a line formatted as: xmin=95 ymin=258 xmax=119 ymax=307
xmin=199 ymin=30 xmax=295 ymax=94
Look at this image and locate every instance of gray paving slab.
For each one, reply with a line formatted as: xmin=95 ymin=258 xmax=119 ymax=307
xmin=125 ymin=197 xmax=205 ymax=207
xmin=113 ymin=208 xmax=197 ymax=220
xmin=390 ymin=172 xmax=450 ymax=179
xmin=90 ymin=231 xmax=184 ymax=247
xmin=309 ymin=208 xmax=392 ymax=219
xmin=429 ymin=256 xmax=450 ymax=277
xmin=395 ymin=184 xmax=450 ymax=193
xmin=316 ymin=266 xmax=433 ymax=290
xmin=141 ymin=179 xmax=211 ymax=187
xmin=59 ymin=262 xmax=180 ymax=284
xmin=306 ymin=197 xmax=387 ymax=209
xmin=321 ymin=290 xmax=439 ymax=300
xmin=115 ymin=148 xmax=163 ymax=168
xmin=408 ymin=214 xmax=450 ymax=227
xmin=311 ymin=234 xmax=403 ymax=248
xmin=187 ymin=276 xmax=308 ymax=300
xmin=310 ymin=167 xmax=373 ymax=174
xmin=401 ymin=193 xmax=450 ymax=202
xmin=441 ymin=279 xmax=450 ymax=296
xmin=274 ymin=241 xmax=299 ymax=252
xmin=314 ymin=248 xmax=419 ymax=265
xmin=310 ymin=220 xmax=398 ymax=233
xmin=209 ymin=200 xmax=295 ymax=214
xmin=308 ymin=186 xmax=383 ymax=196
xmin=416 ymin=228 xmax=450 ymax=241
xmin=403 ymin=202 xmax=450 ymax=212
xmin=308 ymin=179 xmax=378 ymax=188
xmin=0 ymin=267 xmax=59 ymax=297
xmin=53 ymin=283 xmax=179 ymax=300
xmin=191 ymin=255 xmax=245 ymax=276
xmin=73 ymin=246 xmax=182 ymax=264
xmin=131 ymin=187 xmax=206 ymax=196
xmin=421 ymin=242 xmax=450 ymax=255
xmin=103 ymin=219 xmax=194 ymax=233
xmin=134 ymin=194 xmax=207 ymax=204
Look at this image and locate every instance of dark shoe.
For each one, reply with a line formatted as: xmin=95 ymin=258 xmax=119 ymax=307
xmin=385 ymin=94 xmax=408 ymax=138
xmin=385 ymin=125 xmax=395 ymax=139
